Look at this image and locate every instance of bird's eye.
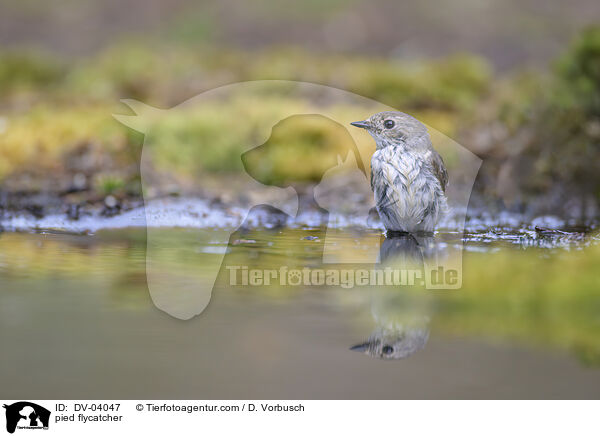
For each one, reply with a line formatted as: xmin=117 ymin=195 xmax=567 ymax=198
xmin=382 ymin=345 xmax=394 ymax=355
xmin=383 ymin=119 xmax=395 ymax=129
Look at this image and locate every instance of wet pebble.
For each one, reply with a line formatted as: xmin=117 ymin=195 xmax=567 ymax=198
xmin=101 ymin=196 xmax=121 ymax=217
xmin=25 ymin=205 xmax=44 ymax=219
xmin=104 ymin=195 xmax=118 ymax=208
xmin=73 ymin=173 xmax=87 ymax=190
xmin=243 ymin=205 xmax=289 ymax=229
xmin=232 ymin=239 xmax=256 ymax=245
xmin=66 ymin=204 xmax=80 ymax=220
xmin=531 ymin=215 xmax=565 ymax=230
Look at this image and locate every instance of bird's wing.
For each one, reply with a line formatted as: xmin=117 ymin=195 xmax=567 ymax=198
xmin=430 ymin=150 xmax=448 ymax=193
xmin=370 ymin=167 xmax=375 ymax=193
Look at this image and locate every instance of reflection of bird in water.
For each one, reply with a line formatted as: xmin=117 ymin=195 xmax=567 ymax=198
xmin=380 ymin=233 xmax=424 ymax=266
xmin=380 ymin=232 xmax=445 ymax=269
xmin=351 ymin=324 xmax=429 ymax=360
xmin=351 ymin=289 xmax=431 ymax=360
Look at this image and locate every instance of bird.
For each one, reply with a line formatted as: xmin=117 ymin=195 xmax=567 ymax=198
xmin=351 ymin=111 xmax=448 ymax=234
xmin=350 ymin=325 xmax=429 ymax=360
xmin=350 ymin=288 xmax=431 ymax=360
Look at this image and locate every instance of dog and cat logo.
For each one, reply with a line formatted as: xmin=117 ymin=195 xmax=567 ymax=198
xmin=2 ymin=402 xmax=50 ymax=433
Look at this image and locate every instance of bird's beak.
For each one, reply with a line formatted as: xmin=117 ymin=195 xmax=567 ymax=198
xmin=350 ymin=342 xmax=370 ymax=352
xmin=350 ymin=120 xmax=370 ymax=130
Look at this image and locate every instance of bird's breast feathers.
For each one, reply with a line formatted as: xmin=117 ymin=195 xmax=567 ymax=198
xmin=371 ymin=146 xmax=445 ymax=230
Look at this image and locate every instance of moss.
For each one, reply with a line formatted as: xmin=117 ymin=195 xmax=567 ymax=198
xmin=555 ymin=26 xmax=600 ymax=115
xmin=0 ymin=51 xmax=64 ymax=93
xmin=0 ymin=42 xmax=490 ymax=184
xmin=346 ymin=54 xmax=491 ymax=111
xmin=0 ymin=104 xmax=132 ymax=180
xmin=95 ymin=174 xmax=126 ymax=196
xmin=241 ymin=114 xmax=361 ymax=186
xmin=435 ymin=242 xmax=600 ymax=365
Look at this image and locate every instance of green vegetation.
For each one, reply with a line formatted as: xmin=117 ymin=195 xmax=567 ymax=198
xmin=0 ymin=42 xmax=491 ymax=194
xmin=440 ymin=244 xmax=600 ymax=366
xmin=0 ymin=50 xmax=64 ymax=93
xmin=1 ymin=26 xmax=599 ymax=214
xmin=241 ymin=114 xmax=363 ymax=186
xmin=95 ymin=174 xmax=126 ymax=196
xmin=475 ymin=26 xmax=600 ymax=213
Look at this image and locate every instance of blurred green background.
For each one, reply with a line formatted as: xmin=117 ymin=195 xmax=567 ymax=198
xmin=0 ymin=0 xmax=599 ymax=216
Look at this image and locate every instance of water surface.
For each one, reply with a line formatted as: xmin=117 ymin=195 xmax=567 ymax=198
xmin=1 ymin=222 xmax=599 ymax=399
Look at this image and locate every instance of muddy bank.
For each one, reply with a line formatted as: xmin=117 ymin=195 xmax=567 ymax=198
xmin=0 ymin=194 xmax=596 ymax=253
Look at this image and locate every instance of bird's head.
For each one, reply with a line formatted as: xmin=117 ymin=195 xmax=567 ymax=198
xmin=351 ymin=111 xmax=429 ymax=150
xmin=350 ymin=326 xmax=429 ymax=360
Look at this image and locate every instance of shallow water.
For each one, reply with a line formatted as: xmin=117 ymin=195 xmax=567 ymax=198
xmin=1 ymin=220 xmax=599 ymax=399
